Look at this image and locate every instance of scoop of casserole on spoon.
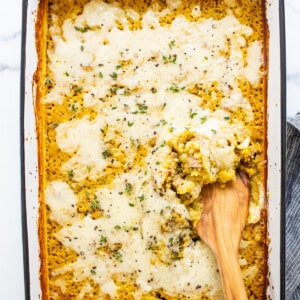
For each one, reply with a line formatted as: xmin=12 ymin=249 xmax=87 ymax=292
xmin=196 ymin=171 xmax=249 ymax=300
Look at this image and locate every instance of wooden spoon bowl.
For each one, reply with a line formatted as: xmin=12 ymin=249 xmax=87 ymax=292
xmin=196 ymin=171 xmax=250 ymax=300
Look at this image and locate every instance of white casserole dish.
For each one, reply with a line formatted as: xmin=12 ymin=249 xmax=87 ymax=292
xmin=20 ymin=0 xmax=286 ymax=298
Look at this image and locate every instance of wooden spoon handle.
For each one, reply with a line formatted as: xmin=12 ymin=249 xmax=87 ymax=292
xmin=196 ymin=172 xmax=250 ymax=300
xmin=216 ymin=249 xmax=248 ymax=300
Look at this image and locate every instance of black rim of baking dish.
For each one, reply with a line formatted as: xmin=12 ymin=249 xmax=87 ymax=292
xmin=279 ymin=0 xmax=287 ymax=298
xmin=19 ymin=1 xmax=287 ymax=299
xmin=20 ymin=0 xmax=30 ymax=299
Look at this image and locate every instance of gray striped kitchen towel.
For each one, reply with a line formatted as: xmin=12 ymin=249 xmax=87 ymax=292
xmin=286 ymin=113 xmax=300 ymax=300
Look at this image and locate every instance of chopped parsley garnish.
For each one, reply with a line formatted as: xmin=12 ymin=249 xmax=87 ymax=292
xmin=111 ymin=106 xmax=117 ymax=110
xmin=123 ymin=226 xmax=138 ymax=231
xmin=121 ymin=88 xmax=131 ymax=96
xmin=162 ymin=54 xmax=177 ymax=64
xmin=102 ymin=149 xmax=111 ymax=159
xmin=136 ymin=103 xmax=148 ymax=114
xmin=77 ymin=86 xmax=83 ymax=92
xmin=125 ymin=183 xmax=133 ymax=193
xmin=44 ymin=78 xmax=52 ymax=85
xmin=112 ymin=250 xmax=123 ymax=262
xmin=169 ymin=215 xmax=176 ymax=221
xmin=50 ymin=123 xmax=58 ymax=129
xmin=80 ymin=45 xmax=84 ymax=52
xmin=116 ymin=64 xmax=123 ymax=69
xmin=87 ymin=166 xmax=92 ymax=172
xmin=98 ymin=72 xmax=103 ymax=78
xmin=110 ymin=87 xmax=119 ymax=94
xmin=71 ymin=104 xmax=77 ymax=112
xmin=189 ymin=109 xmax=197 ymax=119
xmin=109 ymin=72 xmax=118 ymax=80
xmin=160 ymin=119 xmax=168 ymax=125
xmin=204 ymin=56 xmax=208 ymax=60
xmin=166 ymin=84 xmax=184 ymax=93
xmin=74 ymin=26 xmax=88 ymax=33
xmin=160 ymin=141 xmax=166 ymax=147
xmin=114 ymin=225 xmax=121 ymax=230
xmin=90 ymin=197 xmax=100 ymax=209
xmin=68 ymin=169 xmax=74 ymax=180
xmin=128 ymin=203 xmax=135 ymax=207
xmin=151 ymin=87 xmax=157 ymax=93
xmin=102 ymin=149 xmax=111 ymax=158
xmin=224 ymin=116 xmax=230 ymax=120
xmin=200 ymin=116 xmax=207 ymax=124
xmin=64 ymin=72 xmax=69 ymax=76
xmin=169 ymin=40 xmax=176 ymax=49
xmin=100 ymin=235 xmax=107 ymax=243
xmin=138 ymin=195 xmax=145 ymax=202
xmin=127 ymin=121 xmax=134 ymax=127
xmin=211 ymin=129 xmax=217 ymax=134
xmin=90 ymin=269 xmax=96 ymax=275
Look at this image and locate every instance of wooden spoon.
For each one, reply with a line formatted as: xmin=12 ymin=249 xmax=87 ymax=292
xmin=196 ymin=171 xmax=250 ymax=300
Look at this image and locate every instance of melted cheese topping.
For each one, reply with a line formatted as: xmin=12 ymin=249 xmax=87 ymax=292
xmin=41 ymin=0 xmax=267 ymax=298
xmin=47 ymin=177 xmax=222 ymax=298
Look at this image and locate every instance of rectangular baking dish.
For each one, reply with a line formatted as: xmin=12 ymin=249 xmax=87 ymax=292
xmin=20 ymin=0 xmax=286 ymax=299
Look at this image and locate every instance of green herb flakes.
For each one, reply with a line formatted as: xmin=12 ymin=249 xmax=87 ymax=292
xmin=90 ymin=197 xmax=100 ymax=209
xmin=109 ymin=72 xmax=118 ymax=80
xmin=162 ymin=54 xmax=177 ymax=64
xmin=166 ymin=84 xmax=184 ymax=93
xmin=68 ymin=169 xmax=74 ymax=180
xmin=74 ymin=26 xmax=88 ymax=33
xmin=169 ymin=40 xmax=176 ymax=49
xmin=44 ymin=78 xmax=52 ymax=85
xmin=151 ymin=87 xmax=157 ymax=93
xmin=71 ymin=104 xmax=77 ymax=112
xmin=189 ymin=109 xmax=197 ymax=119
xmin=102 ymin=149 xmax=111 ymax=159
xmin=125 ymin=183 xmax=133 ymax=193
xmin=112 ymin=250 xmax=123 ymax=262
xmin=200 ymin=116 xmax=207 ymax=124
xmin=138 ymin=195 xmax=145 ymax=202
xmin=100 ymin=235 xmax=107 ymax=243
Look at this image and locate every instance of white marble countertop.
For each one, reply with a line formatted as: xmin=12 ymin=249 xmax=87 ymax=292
xmin=0 ymin=1 xmax=299 ymax=298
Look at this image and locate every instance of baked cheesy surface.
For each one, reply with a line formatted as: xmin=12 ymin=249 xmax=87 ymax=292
xmin=37 ymin=0 xmax=268 ymax=298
